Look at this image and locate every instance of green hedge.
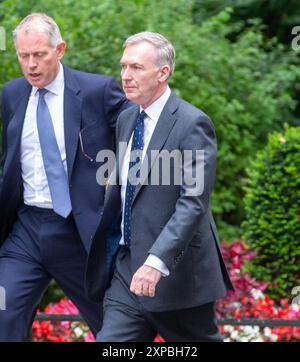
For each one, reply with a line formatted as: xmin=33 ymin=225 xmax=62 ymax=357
xmin=243 ymin=125 xmax=300 ymax=300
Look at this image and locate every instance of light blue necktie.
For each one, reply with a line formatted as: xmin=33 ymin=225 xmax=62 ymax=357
xmin=123 ymin=111 xmax=147 ymax=247
xmin=36 ymin=88 xmax=72 ymax=218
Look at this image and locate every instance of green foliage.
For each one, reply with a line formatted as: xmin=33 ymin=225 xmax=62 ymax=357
xmin=0 ymin=0 xmax=299 ymax=243
xmin=167 ymin=8 xmax=300 ymax=239
xmin=243 ymin=125 xmax=300 ymax=300
xmin=193 ymin=0 xmax=300 ymax=44
xmin=39 ymin=280 xmax=65 ymax=309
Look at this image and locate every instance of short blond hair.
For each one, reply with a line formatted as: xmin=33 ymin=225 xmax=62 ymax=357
xmin=13 ymin=13 xmax=63 ymax=48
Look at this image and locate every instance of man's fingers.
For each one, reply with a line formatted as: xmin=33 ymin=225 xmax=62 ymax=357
xmin=130 ymin=266 xmax=161 ymax=297
xmin=130 ymin=276 xmax=142 ymax=296
xmin=130 ymin=278 xmax=155 ymax=297
xmin=130 ymin=277 xmax=139 ymax=294
xmin=148 ymin=284 xmax=155 ymax=298
xmin=142 ymin=283 xmax=150 ymax=296
xmin=135 ymin=281 xmax=156 ymax=297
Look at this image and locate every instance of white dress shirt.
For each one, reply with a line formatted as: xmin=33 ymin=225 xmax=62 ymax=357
xmin=119 ymin=86 xmax=171 ymax=276
xmin=21 ymin=63 xmax=67 ymax=208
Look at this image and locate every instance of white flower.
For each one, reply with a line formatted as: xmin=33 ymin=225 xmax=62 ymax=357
xmin=291 ymin=303 xmax=300 ymax=312
xmin=230 ymin=330 xmax=239 ymax=340
xmin=240 ymin=337 xmax=250 ymax=342
xmin=263 ymin=327 xmax=271 ymax=337
xmin=224 ymin=325 xmax=234 ymax=333
xmin=253 ymin=326 xmax=260 ymax=334
xmin=270 ymin=334 xmax=278 ymax=342
xmin=244 ymin=326 xmax=256 ymax=335
xmin=252 ymin=337 xmax=263 ymax=342
xmin=73 ymin=326 xmax=84 ymax=337
xmin=250 ymin=288 xmax=264 ymax=300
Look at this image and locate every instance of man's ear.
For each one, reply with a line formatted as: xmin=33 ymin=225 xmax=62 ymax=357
xmin=56 ymin=41 xmax=66 ymax=60
xmin=158 ymin=65 xmax=171 ymax=83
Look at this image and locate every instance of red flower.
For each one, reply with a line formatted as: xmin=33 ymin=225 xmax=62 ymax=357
xmin=217 ymin=240 xmax=300 ymax=341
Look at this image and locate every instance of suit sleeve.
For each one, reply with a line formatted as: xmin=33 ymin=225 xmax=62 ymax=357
xmin=103 ymin=77 xmax=132 ymax=129
xmin=148 ymin=114 xmax=217 ymax=271
xmin=0 ymin=87 xmax=8 ymax=192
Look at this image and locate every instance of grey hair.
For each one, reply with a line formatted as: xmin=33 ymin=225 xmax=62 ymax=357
xmin=13 ymin=13 xmax=63 ymax=48
xmin=124 ymin=31 xmax=175 ymax=77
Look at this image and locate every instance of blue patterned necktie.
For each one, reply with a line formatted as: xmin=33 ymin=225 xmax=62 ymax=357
xmin=123 ymin=111 xmax=147 ymax=247
xmin=36 ymin=88 xmax=72 ymax=218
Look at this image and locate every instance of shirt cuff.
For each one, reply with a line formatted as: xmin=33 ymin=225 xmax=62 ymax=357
xmin=144 ymin=254 xmax=170 ymax=276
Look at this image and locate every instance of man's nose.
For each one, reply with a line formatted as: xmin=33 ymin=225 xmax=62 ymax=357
xmin=28 ymin=55 xmax=37 ymax=68
xmin=121 ymin=67 xmax=132 ymax=80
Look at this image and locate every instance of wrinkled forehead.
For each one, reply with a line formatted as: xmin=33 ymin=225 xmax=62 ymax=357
xmin=16 ymin=31 xmax=53 ymax=51
xmin=121 ymin=42 xmax=158 ymax=65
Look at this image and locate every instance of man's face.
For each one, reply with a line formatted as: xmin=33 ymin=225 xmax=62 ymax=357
xmin=120 ymin=41 xmax=170 ymax=108
xmin=16 ymin=31 xmax=66 ymax=88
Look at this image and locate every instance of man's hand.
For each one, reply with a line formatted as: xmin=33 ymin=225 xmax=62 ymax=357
xmin=130 ymin=265 xmax=162 ymax=298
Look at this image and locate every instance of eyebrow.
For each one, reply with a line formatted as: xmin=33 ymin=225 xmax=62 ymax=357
xmin=18 ymin=50 xmax=47 ymax=55
xmin=120 ymin=61 xmax=143 ymax=66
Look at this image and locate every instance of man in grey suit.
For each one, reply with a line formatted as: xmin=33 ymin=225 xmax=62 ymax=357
xmin=86 ymin=32 xmax=233 ymax=341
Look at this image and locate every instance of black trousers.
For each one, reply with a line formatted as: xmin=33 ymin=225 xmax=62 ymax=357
xmin=97 ymin=247 xmax=223 ymax=342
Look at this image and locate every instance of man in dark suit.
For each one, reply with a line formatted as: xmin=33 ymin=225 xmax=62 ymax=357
xmin=86 ymin=32 xmax=234 ymax=341
xmin=0 ymin=13 xmax=129 ymax=341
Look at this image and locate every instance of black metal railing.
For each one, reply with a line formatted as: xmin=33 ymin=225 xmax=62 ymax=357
xmin=35 ymin=314 xmax=300 ymax=327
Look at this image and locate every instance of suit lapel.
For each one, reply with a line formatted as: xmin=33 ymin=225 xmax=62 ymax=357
xmin=101 ymin=106 xmax=139 ymax=219
xmin=99 ymin=133 xmax=127 ymax=230
xmin=104 ymin=92 xmax=179 ymax=211
xmin=63 ymin=65 xmax=82 ymax=180
xmin=115 ymin=106 xmax=139 ymax=181
xmin=132 ymin=92 xmax=180 ymax=203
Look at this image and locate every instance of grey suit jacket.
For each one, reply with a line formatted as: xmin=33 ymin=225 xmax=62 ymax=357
xmin=86 ymin=91 xmax=233 ymax=311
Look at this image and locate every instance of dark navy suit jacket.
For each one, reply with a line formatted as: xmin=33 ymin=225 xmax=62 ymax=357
xmin=0 ymin=65 xmax=130 ymax=252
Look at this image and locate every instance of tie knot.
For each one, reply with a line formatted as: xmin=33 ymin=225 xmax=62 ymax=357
xmin=38 ymin=88 xmax=48 ymax=98
xmin=139 ymin=110 xmax=147 ymax=121
xmin=135 ymin=111 xmax=147 ymax=128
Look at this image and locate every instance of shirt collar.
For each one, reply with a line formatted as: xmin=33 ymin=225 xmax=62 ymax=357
xmin=32 ymin=62 xmax=64 ymax=96
xmin=140 ymin=86 xmax=171 ymax=122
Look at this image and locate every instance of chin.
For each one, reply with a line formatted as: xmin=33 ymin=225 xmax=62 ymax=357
xmin=125 ymin=94 xmax=139 ymax=104
xmin=31 ymin=81 xmax=41 ymax=88
xmin=26 ymin=79 xmax=43 ymax=88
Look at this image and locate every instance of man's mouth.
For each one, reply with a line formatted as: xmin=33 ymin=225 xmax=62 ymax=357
xmin=29 ymin=73 xmax=41 ymax=78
